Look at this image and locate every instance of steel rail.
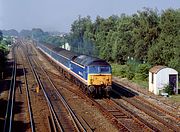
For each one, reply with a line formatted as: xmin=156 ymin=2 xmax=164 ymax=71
xmin=17 ymin=43 xmax=35 ymax=132
xmin=112 ymin=84 xmax=180 ymax=132
xmin=23 ymin=45 xmax=64 ymax=132
xmin=3 ymin=46 xmax=17 ymax=132
xmin=48 ymin=103 xmax=57 ymax=132
xmin=23 ymin=64 xmax=35 ymax=132
xmin=22 ymin=40 xmax=88 ymax=131
xmin=30 ymin=52 xmax=87 ymax=132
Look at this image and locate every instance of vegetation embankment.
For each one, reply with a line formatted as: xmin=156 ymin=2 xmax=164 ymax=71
xmin=111 ymin=61 xmax=150 ymax=88
xmin=0 ymin=31 xmax=10 ymax=79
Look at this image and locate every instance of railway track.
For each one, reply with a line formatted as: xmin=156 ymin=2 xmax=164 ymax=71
xmin=3 ymin=46 xmax=17 ymax=132
xmin=45 ymin=70 xmax=180 ymax=132
xmin=16 ymin=44 xmax=35 ymax=132
xmin=44 ymin=71 xmax=153 ymax=131
xmin=112 ymin=82 xmax=180 ymax=132
xmin=113 ymin=77 xmax=180 ymax=114
xmin=22 ymin=44 xmax=62 ymax=131
xmin=22 ymin=42 xmax=92 ymax=131
xmin=29 ymin=43 xmax=159 ymax=131
xmin=23 ymin=40 xmax=180 ymax=131
xmin=17 ymin=41 xmax=51 ymax=131
xmin=3 ymin=44 xmax=35 ymax=132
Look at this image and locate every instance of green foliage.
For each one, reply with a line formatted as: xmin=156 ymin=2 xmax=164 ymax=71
xmin=134 ymin=64 xmax=151 ymax=81
xmin=67 ymin=8 xmax=180 ymax=75
xmin=68 ymin=16 xmax=96 ymax=55
xmin=19 ymin=29 xmax=32 ymax=38
xmin=0 ymin=33 xmax=9 ymax=73
xmin=2 ymin=29 xmax=19 ymax=36
xmin=126 ymin=70 xmax=135 ymax=80
xmin=32 ymin=28 xmax=45 ymax=41
xmin=164 ymin=85 xmax=174 ymax=95
xmin=111 ymin=64 xmax=128 ymax=78
xmin=41 ymin=36 xmax=65 ymax=46
xmin=111 ymin=62 xmax=151 ymax=81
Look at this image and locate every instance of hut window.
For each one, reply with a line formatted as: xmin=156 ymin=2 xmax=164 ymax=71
xmin=151 ymin=73 xmax=154 ymax=83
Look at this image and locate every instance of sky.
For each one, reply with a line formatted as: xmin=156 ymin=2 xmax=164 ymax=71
xmin=0 ymin=0 xmax=179 ymax=33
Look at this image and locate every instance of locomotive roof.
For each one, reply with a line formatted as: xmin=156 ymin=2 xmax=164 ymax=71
xmin=59 ymin=50 xmax=79 ymax=60
xmin=73 ymin=55 xmax=110 ymax=66
xmin=42 ymin=43 xmax=78 ymax=60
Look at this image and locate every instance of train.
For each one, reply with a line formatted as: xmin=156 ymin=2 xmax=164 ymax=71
xmin=36 ymin=43 xmax=112 ymax=97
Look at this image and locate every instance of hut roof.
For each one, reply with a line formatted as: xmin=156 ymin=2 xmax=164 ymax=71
xmin=149 ymin=65 xmax=167 ymax=74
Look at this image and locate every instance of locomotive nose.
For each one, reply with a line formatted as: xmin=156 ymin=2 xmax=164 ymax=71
xmin=88 ymin=74 xmax=112 ymax=86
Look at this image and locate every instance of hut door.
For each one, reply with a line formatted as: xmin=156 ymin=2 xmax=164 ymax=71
xmin=169 ymin=75 xmax=177 ymax=93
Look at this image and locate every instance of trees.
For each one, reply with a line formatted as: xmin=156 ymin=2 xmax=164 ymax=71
xmin=147 ymin=9 xmax=180 ymax=73
xmin=69 ymin=16 xmax=96 ymax=55
xmin=19 ymin=29 xmax=32 ymax=38
xmin=133 ymin=8 xmax=160 ymax=62
xmin=32 ymin=28 xmax=46 ymax=41
xmin=2 ymin=29 xmax=19 ymax=37
xmin=66 ymin=8 xmax=179 ymax=74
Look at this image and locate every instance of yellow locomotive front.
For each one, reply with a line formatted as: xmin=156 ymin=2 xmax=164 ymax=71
xmin=88 ymin=74 xmax=112 ymax=86
xmin=87 ymin=65 xmax=112 ymax=96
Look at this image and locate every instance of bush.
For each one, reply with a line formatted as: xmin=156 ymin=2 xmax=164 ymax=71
xmin=164 ymin=85 xmax=174 ymax=95
xmin=126 ymin=70 xmax=134 ymax=80
xmin=134 ymin=73 xmax=144 ymax=80
xmin=134 ymin=63 xmax=151 ymax=81
xmin=111 ymin=64 xmax=128 ymax=78
xmin=111 ymin=63 xmax=151 ymax=81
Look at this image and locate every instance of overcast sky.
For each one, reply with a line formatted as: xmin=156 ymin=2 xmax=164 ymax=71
xmin=0 ymin=0 xmax=179 ymax=32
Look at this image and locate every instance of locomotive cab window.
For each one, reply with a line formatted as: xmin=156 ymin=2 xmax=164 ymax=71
xmin=99 ymin=66 xmax=110 ymax=73
xmin=88 ymin=66 xmax=110 ymax=73
xmin=88 ymin=66 xmax=98 ymax=73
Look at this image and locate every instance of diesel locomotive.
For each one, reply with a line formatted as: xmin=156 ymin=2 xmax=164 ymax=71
xmin=37 ymin=43 xmax=112 ymax=97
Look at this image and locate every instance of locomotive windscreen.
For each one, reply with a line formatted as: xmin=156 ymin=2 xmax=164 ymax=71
xmin=88 ymin=66 xmax=111 ymax=74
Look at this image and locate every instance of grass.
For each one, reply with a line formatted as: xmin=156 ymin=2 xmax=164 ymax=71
xmin=169 ymin=94 xmax=180 ymax=102
xmin=131 ymin=79 xmax=148 ymax=89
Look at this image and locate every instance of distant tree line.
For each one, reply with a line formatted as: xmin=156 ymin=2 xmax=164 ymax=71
xmin=67 ymin=8 xmax=180 ymax=74
xmin=2 ymin=28 xmax=66 ymax=47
